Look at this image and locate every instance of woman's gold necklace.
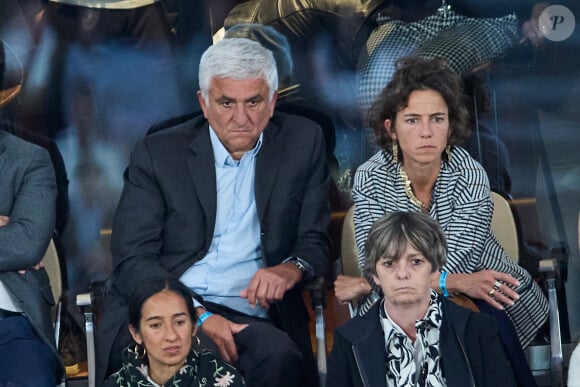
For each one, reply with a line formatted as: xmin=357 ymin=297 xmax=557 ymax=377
xmin=400 ymin=165 xmax=429 ymax=213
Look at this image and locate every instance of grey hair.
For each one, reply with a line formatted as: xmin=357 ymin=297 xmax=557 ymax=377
xmin=198 ymin=37 xmax=278 ymax=104
xmin=363 ymin=212 xmax=447 ymax=279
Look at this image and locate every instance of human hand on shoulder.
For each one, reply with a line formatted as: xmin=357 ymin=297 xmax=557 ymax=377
xmin=240 ymin=263 xmax=301 ymax=308
xmin=333 ymin=275 xmax=372 ymax=304
xmin=197 ymin=310 xmax=248 ymax=364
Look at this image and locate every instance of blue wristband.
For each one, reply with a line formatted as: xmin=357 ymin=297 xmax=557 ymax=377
xmin=196 ymin=311 xmax=213 ymax=327
xmin=440 ymin=271 xmax=450 ymax=298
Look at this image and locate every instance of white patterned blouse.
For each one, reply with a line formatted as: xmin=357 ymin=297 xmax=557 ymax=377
xmin=352 ymin=146 xmax=548 ymax=348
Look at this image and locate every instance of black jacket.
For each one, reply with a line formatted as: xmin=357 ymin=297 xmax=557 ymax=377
xmin=96 ymin=112 xmax=330 ymax=384
xmin=326 ymin=297 xmax=517 ymax=387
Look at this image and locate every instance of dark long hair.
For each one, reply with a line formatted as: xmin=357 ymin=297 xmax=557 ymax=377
xmin=366 ymin=56 xmax=470 ymax=153
xmin=128 ymin=277 xmax=197 ymax=330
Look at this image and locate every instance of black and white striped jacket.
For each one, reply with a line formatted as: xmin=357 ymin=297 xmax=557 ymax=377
xmin=352 ymin=146 xmax=548 ymax=348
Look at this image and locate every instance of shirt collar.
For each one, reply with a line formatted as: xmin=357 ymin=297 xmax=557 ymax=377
xmin=379 ymin=290 xmax=442 ymax=340
xmin=209 ymin=125 xmax=263 ymax=167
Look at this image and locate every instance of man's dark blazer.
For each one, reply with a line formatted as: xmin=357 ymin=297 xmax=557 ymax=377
xmin=96 ymin=111 xmax=331 ymax=383
xmin=326 ymin=297 xmax=517 ymax=387
xmin=0 ymin=130 xmax=63 ymax=381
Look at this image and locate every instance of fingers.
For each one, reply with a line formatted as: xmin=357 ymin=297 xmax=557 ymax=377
xmin=201 ymin=315 xmax=242 ymax=363
xmin=0 ymin=215 xmax=9 ymax=226
xmin=221 ymin=336 xmax=238 ymax=363
xmin=333 ymin=275 xmax=372 ymax=303
xmin=242 ymin=276 xmax=275 ymax=308
xmin=241 ymin=277 xmax=259 ymax=307
xmin=522 ymin=2 xmax=550 ymax=46
xmin=242 ymin=265 xmax=298 ymax=308
xmin=220 ymin=323 xmax=249 ymax=362
xmin=459 ymin=270 xmax=522 ymax=310
xmin=522 ymin=21 xmax=543 ymax=46
xmin=31 ymin=260 xmax=45 ymax=271
xmin=231 ymin=323 xmax=249 ymax=334
xmin=481 ymin=271 xmax=520 ymax=310
xmin=17 ymin=260 xmax=45 ymax=275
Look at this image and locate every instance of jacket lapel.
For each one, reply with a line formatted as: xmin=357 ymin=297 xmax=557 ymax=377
xmin=343 ymin=304 xmax=388 ymax=387
xmin=185 ymin=121 xmax=217 ymax=243
xmin=0 ymin=133 xmax=6 ymax=175
xmin=439 ymin=298 xmax=474 ymax=387
xmin=255 ymin=120 xmax=280 ymax=222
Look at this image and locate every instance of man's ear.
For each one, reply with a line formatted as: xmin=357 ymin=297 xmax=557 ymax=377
xmin=128 ymin=324 xmax=142 ymax=345
xmin=269 ymin=90 xmax=278 ymax=118
xmin=197 ymin=90 xmax=209 ymax=119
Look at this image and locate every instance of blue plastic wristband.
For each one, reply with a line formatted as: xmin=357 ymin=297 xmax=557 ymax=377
xmin=196 ymin=311 xmax=213 ymax=327
xmin=440 ymin=271 xmax=450 ymax=298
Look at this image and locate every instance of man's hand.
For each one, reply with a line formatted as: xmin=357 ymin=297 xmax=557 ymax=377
xmin=2 ymin=216 xmax=46 ymax=274
xmin=334 ymin=274 xmax=372 ymax=304
xmin=240 ymin=263 xmax=302 ymax=308
xmin=199 ymin=313 xmax=248 ymax=363
xmin=446 ymin=270 xmax=520 ymax=310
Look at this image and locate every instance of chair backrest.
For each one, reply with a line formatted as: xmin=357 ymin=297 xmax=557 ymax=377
xmin=490 ymin=192 xmax=519 ymax=264
xmin=43 ymin=238 xmax=63 ymax=325
xmin=340 ymin=206 xmax=360 ymax=278
xmin=341 ymin=195 xmax=521 ymax=274
xmin=43 ymin=238 xmax=62 ymax=306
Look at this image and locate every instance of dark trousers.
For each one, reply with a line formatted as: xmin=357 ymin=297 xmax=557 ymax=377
xmin=475 ymin=300 xmax=538 ymax=387
xmin=199 ymin=302 xmax=315 ymax=387
xmin=0 ymin=315 xmax=61 ymax=386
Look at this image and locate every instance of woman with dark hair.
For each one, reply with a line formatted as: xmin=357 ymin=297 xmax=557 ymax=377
xmin=334 ymin=56 xmax=547 ymax=385
xmin=104 ymin=278 xmax=245 ymax=387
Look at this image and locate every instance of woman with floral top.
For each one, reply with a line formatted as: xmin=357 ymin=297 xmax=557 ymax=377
xmin=104 ymin=278 xmax=244 ymax=387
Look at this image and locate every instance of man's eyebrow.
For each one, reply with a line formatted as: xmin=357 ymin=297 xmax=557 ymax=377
xmin=247 ymin=94 xmax=264 ymax=100
xmin=216 ymin=94 xmax=264 ymax=103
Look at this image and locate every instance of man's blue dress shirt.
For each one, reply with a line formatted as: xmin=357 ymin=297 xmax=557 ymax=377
xmin=180 ymin=127 xmax=268 ymax=318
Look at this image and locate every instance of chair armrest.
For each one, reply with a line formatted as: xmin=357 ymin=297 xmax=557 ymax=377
xmin=538 ymin=258 xmax=564 ymax=382
xmin=76 ymin=292 xmax=96 ymax=387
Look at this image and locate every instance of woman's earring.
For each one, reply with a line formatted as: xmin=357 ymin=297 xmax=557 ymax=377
xmin=392 ymin=142 xmax=398 ymax=164
xmin=445 ymin=145 xmax=451 ymax=161
xmin=194 ymin=335 xmax=201 ymax=348
xmin=133 ymin=343 xmax=147 ymax=359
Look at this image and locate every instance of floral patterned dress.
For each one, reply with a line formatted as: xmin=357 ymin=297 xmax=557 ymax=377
xmin=104 ymin=345 xmax=245 ymax=387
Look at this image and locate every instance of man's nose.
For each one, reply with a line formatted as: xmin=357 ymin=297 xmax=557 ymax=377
xmin=232 ymin=104 xmax=250 ymax=125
